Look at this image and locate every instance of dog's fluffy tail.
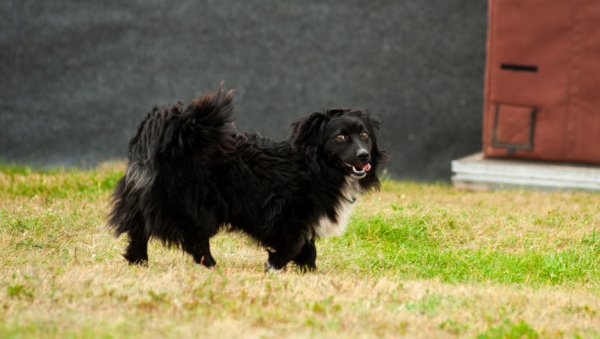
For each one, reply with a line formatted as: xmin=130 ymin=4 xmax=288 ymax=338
xmin=108 ymin=87 xmax=235 ymax=237
xmin=131 ymin=87 xmax=235 ymax=165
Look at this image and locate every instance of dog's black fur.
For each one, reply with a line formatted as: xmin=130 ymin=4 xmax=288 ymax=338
xmin=108 ymin=87 xmax=385 ymax=271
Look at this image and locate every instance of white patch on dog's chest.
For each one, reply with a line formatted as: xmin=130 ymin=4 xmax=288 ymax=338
xmin=314 ymin=180 xmax=361 ymax=238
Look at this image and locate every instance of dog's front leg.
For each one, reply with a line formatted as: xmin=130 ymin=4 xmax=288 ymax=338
xmin=292 ymin=238 xmax=317 ymax=272
xmin=264 ymin=239 xmax=304 ymax=272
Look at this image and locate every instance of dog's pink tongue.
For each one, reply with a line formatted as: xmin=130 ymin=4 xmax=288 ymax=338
xmin=364 ymin=163 xmax=372 ymax=172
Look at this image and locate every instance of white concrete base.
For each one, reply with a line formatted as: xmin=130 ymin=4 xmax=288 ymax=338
xmin=451 ymin=153 xmax=600 ymax=191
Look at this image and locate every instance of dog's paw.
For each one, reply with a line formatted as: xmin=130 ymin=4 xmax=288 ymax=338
xmin=127 ymin=260 xmax=149 ymax=267
xmin=123 ymin=254 xmax=149 ymax=267
xmin=264 ymin=261 xmax=285 ymax=273
xmin=199 ymin=255 xmax=217 ymax=268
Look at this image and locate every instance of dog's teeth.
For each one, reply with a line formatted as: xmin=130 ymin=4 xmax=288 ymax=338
xmin=352 ymin=166 xmax=364 ymax=174
xmin=345 ymin=163 xmax=368 ymax=178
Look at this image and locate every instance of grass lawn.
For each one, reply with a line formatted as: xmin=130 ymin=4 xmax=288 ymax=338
xmin=0 ymin=162 xmax=599 ymax=338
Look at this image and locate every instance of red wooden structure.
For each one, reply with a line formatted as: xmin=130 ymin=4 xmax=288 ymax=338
xmin=483 ymin=0 xmax=600 ymax=164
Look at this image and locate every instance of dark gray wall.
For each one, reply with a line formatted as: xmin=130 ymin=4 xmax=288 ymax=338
xmin=0 ymin=0 xmax=487 ymax=180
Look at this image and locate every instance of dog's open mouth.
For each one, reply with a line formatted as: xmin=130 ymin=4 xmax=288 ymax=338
xmin=344 ymin=163 xmax=372 ymax=179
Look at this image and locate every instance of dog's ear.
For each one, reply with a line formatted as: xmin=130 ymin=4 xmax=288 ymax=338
xmin=352 ymin=110 xmax=388 ymax=191
xmin=290 ymin=112 xmax=328 ymax=147
xmin=290 ymin=112 xmax=329 ymax=173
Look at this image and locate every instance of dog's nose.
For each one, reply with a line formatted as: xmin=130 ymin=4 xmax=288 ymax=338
xmin=357 ymin=149 xmax=370 ymax=163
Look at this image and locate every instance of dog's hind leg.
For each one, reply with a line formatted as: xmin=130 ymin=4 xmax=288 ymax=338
xmin=109 ymin=178 xmax=150 ymax=265
xmin=123 ymin=218 xmax=150 ymax=265
xmin=179 ymin=213 xmax=218 ymax=268
xmin=292 ymin=238 xmax=317 ymax=272
xmin=182 ymin=232 xmax=216 ymax=268
xmin=156 ymin=209 xmax=218 ymax=268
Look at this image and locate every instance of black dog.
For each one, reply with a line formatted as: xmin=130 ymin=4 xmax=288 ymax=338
xmin=108 ymin=87 xmax=385 ymax=271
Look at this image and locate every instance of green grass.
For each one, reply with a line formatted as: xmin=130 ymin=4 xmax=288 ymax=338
xmin=328 ymin=212 xmax=599 ymax=284
xmin=0 ymin=163 xmax=122 ymax=200
xmin=1 ymin=163 xmax=599 ymax=338
xmin=477 ymin=319 xmax=539 ymax=339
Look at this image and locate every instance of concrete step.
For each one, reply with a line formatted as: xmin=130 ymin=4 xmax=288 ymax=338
xmin=451 ymin=153 xmax=600 ymax=191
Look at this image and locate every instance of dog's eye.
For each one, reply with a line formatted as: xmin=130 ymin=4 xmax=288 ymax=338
xmin=335 ymin=134 xmax=347 ymax=142
xmin=360 ymin=131 xmax=369 ymax=140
